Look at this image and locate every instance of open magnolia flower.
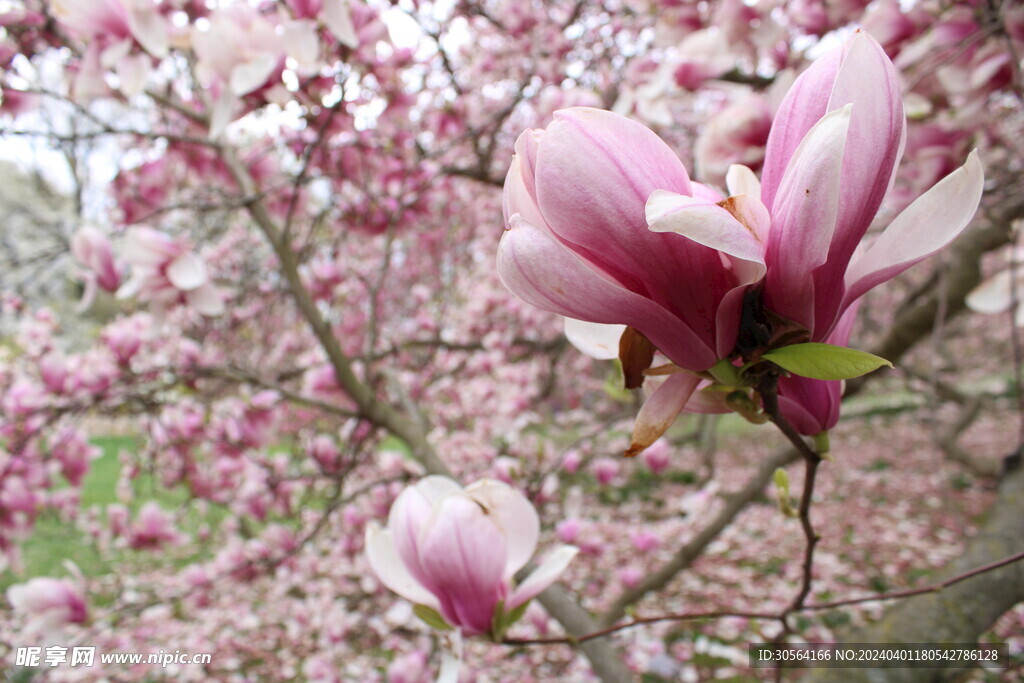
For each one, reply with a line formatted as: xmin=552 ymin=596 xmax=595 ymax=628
xmin=117 ymin=226 xmax=224 ymax=322
xmin=499 ymin=31 xmax=984 ymax=451
xmin=365 ymin=476 xmax=578 ymax=637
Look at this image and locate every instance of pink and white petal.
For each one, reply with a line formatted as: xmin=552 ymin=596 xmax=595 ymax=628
xmin=186 ymin=284 xmax=224 ymax=316
xmin=502 ymin=131 xmax=547 ymax=231
xmin=388 ymin=476 xmax=462 ymax=594
xmin=418 ymin=495 xmax=507 ymax=635
xmin=365 ymin=524 xmax=440 ymax=610
xmin=718 ymin=193 xmax=771 ymax=255
xmin=682 ymin=384 xmax=732 ymax=414
xmin=498 ymin=217 xmax=717 ymax=371
xmin=725 ymin=164 xmax=761 ymax=200
xmin=123 ymin=227 xmax=179 ymax=266
xmin=563 ymin=318 xmax=625 ymax=360
xmin=323 ymin=0 xmax=359 ymax=49
xmin=465 ymin=479 xmax=539 ymax=578
xmin=115 ymin=273 xmax=145 ymax=300
xmin=230 ymin=53 xmax=279 ymax=96
xmin=842 ymin=150 xmax=984 ymax=308
xmin=689 ymin=181 xmax=725 ymax=203
xmin=625 ymin=372 xmax=702 ymax=457
xmin=508 ymin=545 xmax=579 ymax=610
xmin=646 ymin=190 xmax=766 ymax=280
xmin=966 ymin=269 xmax=1012 ymax=315
xmin=126 ymin=3 xmax=169 ymax=58
xmin=825 ymin=31 xmax=905 ymax=268
xmin=167 ymin=252 xmax=209 ymax=291
xmin=764 ymin=105 xmax=852 ymax=331
xmin=760 ymin=46 xmax=843 ymax=209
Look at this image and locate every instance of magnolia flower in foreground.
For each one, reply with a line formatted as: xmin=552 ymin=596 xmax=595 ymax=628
xmin=117 ymin=226 xmax=224 ymax=321
xmin=365 ymin=476 xmax=578 ymax=636
xmin=499 ymin=31 xmax=984 ymax=449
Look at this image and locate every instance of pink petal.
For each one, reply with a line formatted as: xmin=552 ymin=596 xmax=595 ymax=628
xmin=230 ymin=53 xmax=278 ymax=96
xmin=365 ymin=525 xmax=439 ymax=610
xmin=842 ymin=150 xmax=984 ymax=309
xmin=186 ymin=284 xmax=225 ymax=317
xmin=508 ymin=545 xmax=579 ymax=609
xmin=123 ymin=227 xmax=179 ymax=266
xmin=502 ymin=130 xmax=545 ymax=230
xmin=322 ymin=0 xmax=358 ymax=49
xmin=626 ymin=372 xmax=702 ymax=457
xmin=763 ymin=105 xmax=852 ymax=331
xmin=760 ymin=46 xmax=842 ymax=210
xmin=646 ymin=190 xmax=766 ymax=281
xmin=167 ymin=252 xmax=208 ymax=291
xmin=464 ymin=479 xmax=539 ymax=579
xmin=725 ymin=164 xmax=761 ymax=201
xmin=388 ymin=476 xmax=462 ymax=597
xmin=533 ymin=109 xmax=733 ymax=331
xmin=417 ymin=494 xmax=507 ymax=635
xmin=498 ymin=217 xmax=716 ymax=371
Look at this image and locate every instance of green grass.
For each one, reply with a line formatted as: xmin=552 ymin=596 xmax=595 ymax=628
xmin=1 ymin=435 xmax=223 ymax=591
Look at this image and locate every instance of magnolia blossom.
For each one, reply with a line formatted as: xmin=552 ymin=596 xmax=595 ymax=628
xmin=499 ymin=31 xmax=984 ymax=444
xmin=365 ymin=476 xmax=578 ymax=635
xmin=7 ymin=577 xmax=88 ymax=633
xmin=117 ymin=226 xmax=224 ymax=320
xmin=71 ymin=226 xmax=121 ymax=309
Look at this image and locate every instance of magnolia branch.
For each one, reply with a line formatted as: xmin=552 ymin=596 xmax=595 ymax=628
xmin=503 ymin=549 xmax=1024 ymax=647
xmin=217 ymin=139 xmax=635 ymax=683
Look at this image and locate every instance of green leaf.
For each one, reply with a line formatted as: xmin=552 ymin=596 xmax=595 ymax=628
xmin=504 ymin=600 xmax=530 ymax=629
xmin=413 ymin=604 xmax=452 ymax=631
xmin=761 ymin=343 xmax=892 ymax=381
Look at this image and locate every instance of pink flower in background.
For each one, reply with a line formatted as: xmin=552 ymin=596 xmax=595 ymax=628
xmin=7 ymin=577 xmax=87 ymax=631
xmin=71 ymin=226 xmax=121 ymax=309
xmin=117 ymin=226 xmax=224 ymax=320
xmin=127 ymin=501 xmax=183 ymax=550
xmin=365 ymin=476 xmax=577 ymax=635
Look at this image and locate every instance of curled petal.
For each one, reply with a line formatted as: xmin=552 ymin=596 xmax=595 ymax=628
xmin=464 ymin=479 xmax=539 ymax=579
xmin=563 ymin=318 xmax=626 ymax=360
xmin=123 ymin=227 xmax=180 ymax=266
xmin=364 ymin=525 xmax=439 ymax=610
xmin=388 ymin=476 xmax=462 ymax=596
xmin=167 ymin=252 xmax=208 ymax=291
xmin=725 ymin=164 xmax=761 ymax=200
xmin=842 ymin=150 xmax=984 ymax=309
xmin=626 ymin=372 xmax=702 ymax=457
xmin=646 ymin=190 xmax=766 ymax=281
xmin=498 ymin=217 xmax=716 ymax=370
xmin=509 ymin=545 xmax=580 ymax=609
xmin=763 ymin=104 xmax=852 ymax=331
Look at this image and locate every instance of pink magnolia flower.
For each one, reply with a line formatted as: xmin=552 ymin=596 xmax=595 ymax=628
xmin=499 ymin=108 xmax=764 ymax=375
xmin=117 ymin=226 xmax=224 ymax=321
xmin=71 ymin=226 xmax=121 ymax=309
xmin=6 ymin=577 xmax=88 ymax=631
xmin=365 ymin=476 xmax=578 ymax=636
xmin=127 ymin=501 xmax=183 ymax=550
xmin=501 ymin=31 xmax=984 ymax=444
